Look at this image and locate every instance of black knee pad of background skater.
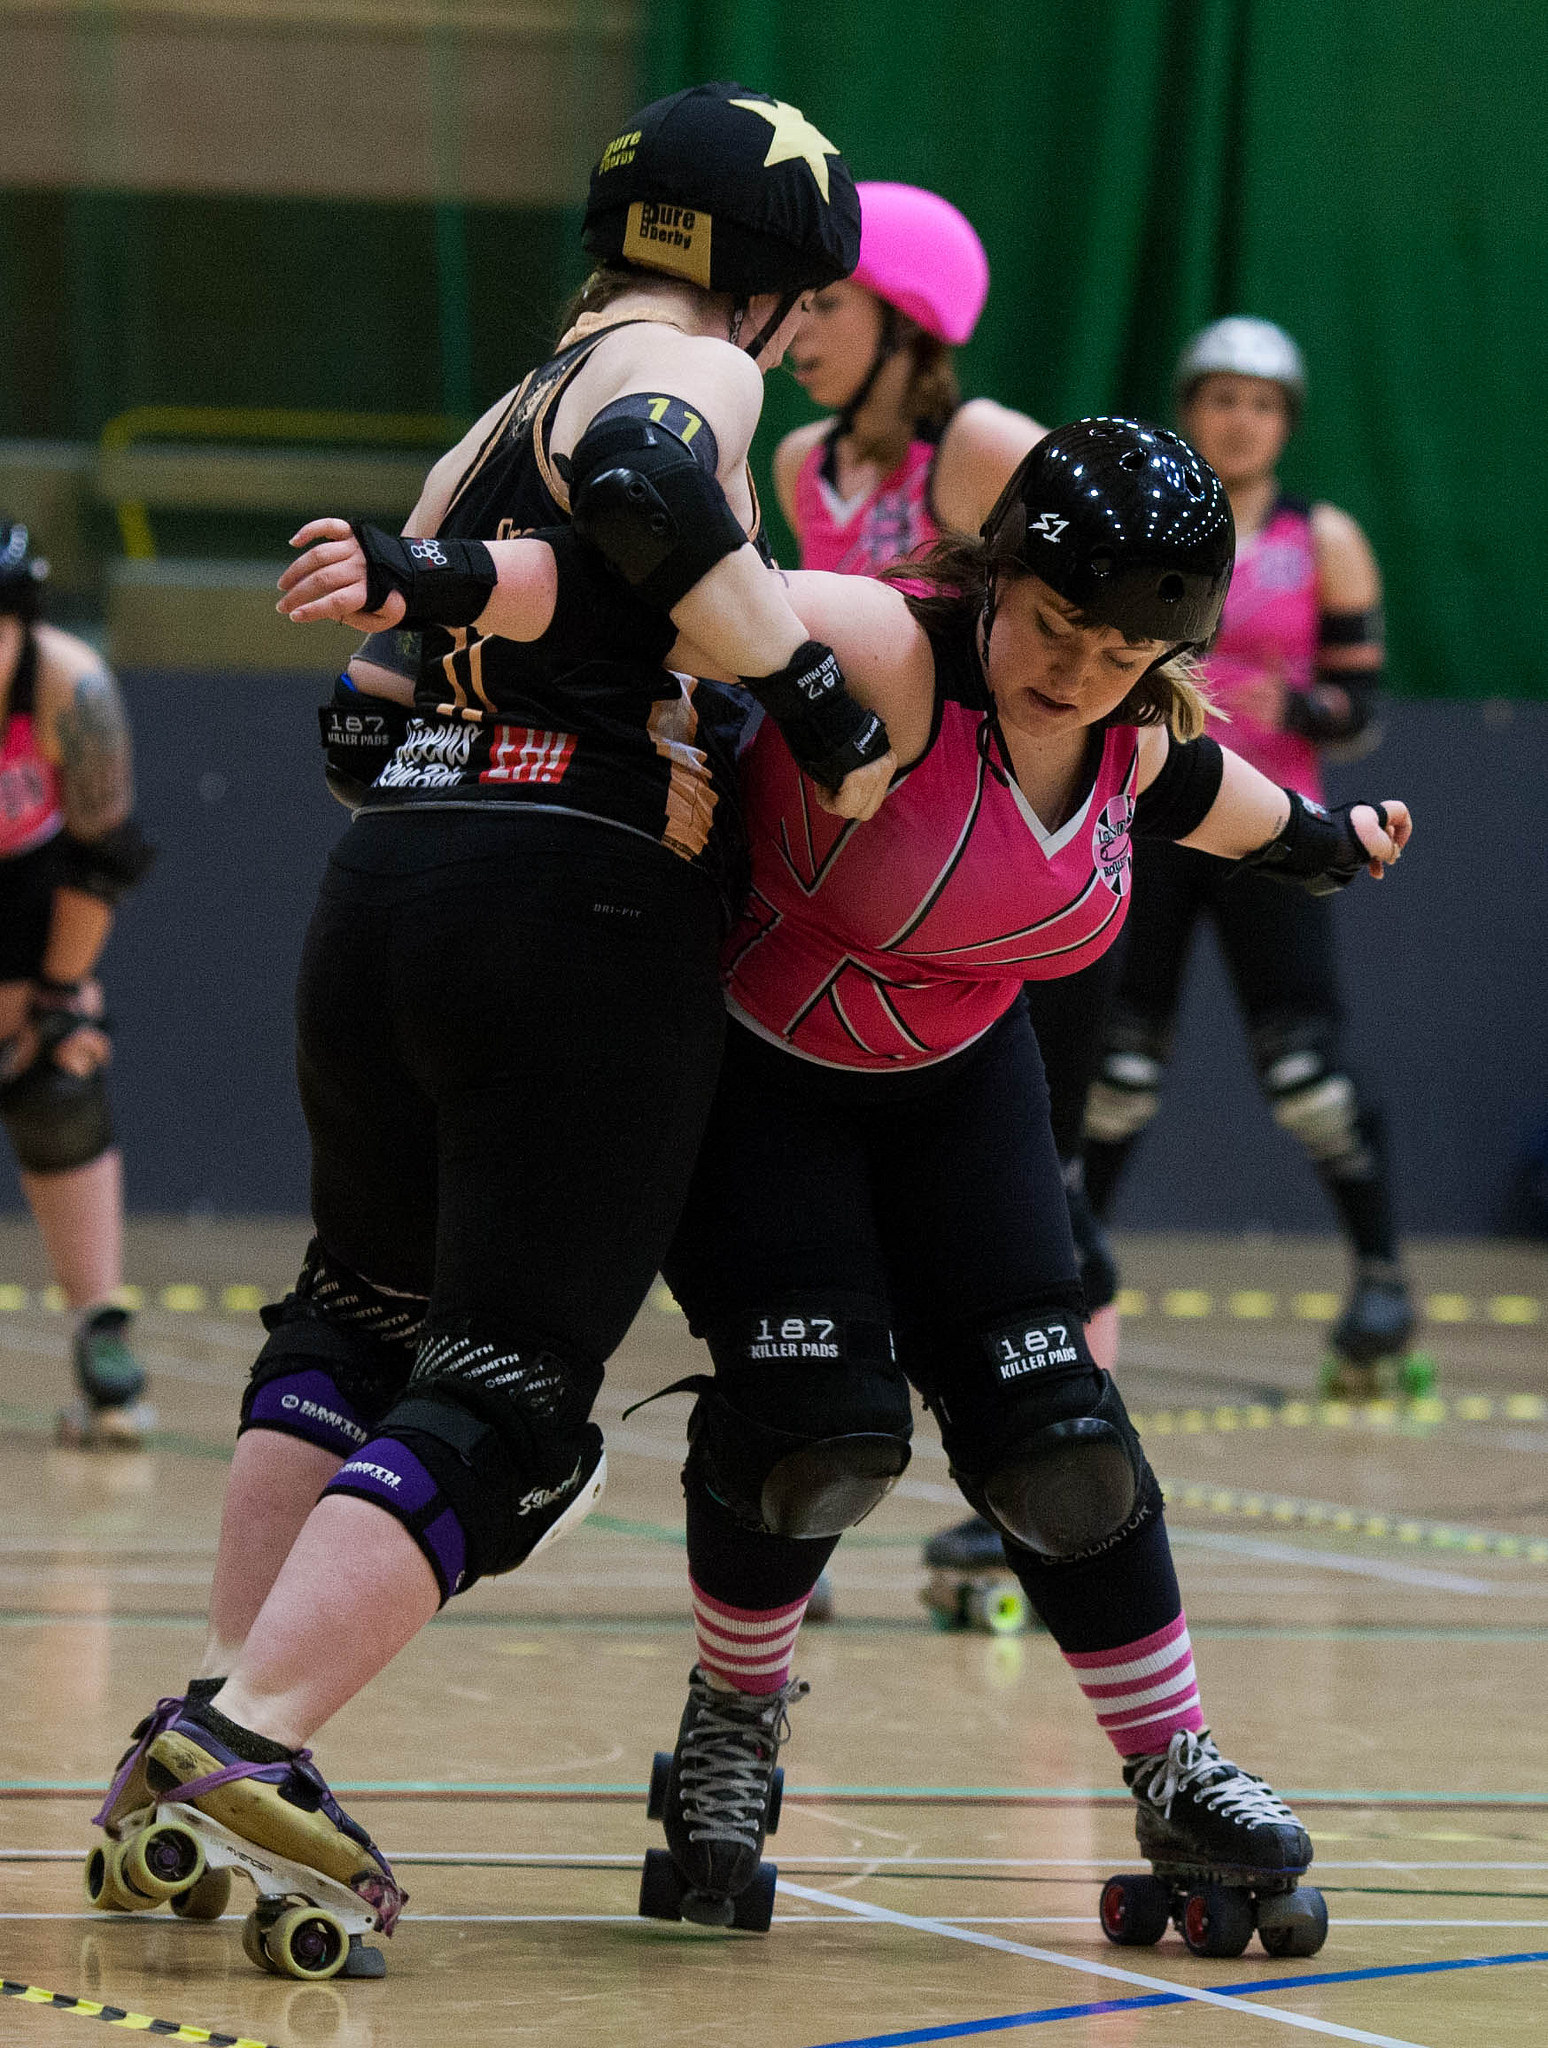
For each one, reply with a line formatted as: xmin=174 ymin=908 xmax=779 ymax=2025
xmin=1066 ymin=1174 xmax=1119 ymax=1312
xmin=0 ymin=1058 xmax=111 ymax=1172
xmin=688 ymin=1300 xmax=913 ymax=1537
xmin=914 ymin=1295 xmax=1151 ymax=1559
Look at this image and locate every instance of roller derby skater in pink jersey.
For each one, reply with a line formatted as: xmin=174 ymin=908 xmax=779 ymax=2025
xmin=1082 ymin=320 xmax=1428 ymax=1399
xmin=617 ymin=422 xmax=1408 ymax=1943
xmin=0 ymin=524 xmax=155 ymax=1444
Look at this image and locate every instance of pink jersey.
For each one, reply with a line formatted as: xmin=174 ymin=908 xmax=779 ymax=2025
xmin=1203 ymin=498 xmax=1322 ymax=802
xmin=0 ymin=639 xmax=62 ymax=860
xmin=792 ymin=430 xmax=941 ymax=576
xmin=726 ymin=630 xmax=1142 ymax=1071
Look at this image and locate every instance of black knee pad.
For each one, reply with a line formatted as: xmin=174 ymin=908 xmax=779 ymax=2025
xmin=682 ymin=1297 xmax=913 ymax=1538
xmin=238 ymin=1241 xmax=425 ymax=1458
xmin=1251 ymin=1019 xmax=1373 ymax=1174
xmin=0 ymin=1058 xmax=112 ymax=1172
xmin=910 ymin=1294 xmax=1153 ymax=1562
xmin=322 ymin=1327 xmax=607 ymax=1601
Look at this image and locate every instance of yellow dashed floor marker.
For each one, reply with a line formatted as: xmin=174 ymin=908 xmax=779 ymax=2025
xmin=1159 ymin=1474 xmax=1548 ymax=1562
xmin=221 ymin=1285 xmax=265 ymax=1314
xmin=1292 ymin=1290 xmax=1340 ymax=1321
xmin=1162 ymin=1288 xmax=1212 ymax=1318
xmin=160 ymin=1285 xmax=208 ymax=1312
xmin=40 ymin=1285 xmax=65 ymax=1313
xmin=1426 ymin=1293 xmax=1473 ymax=1322
xmin=1491 ymin=1294 xmax=1542 ymax=1324
xmin=0 ymin=1285 xmax=26 ymax=1311
xmin=2 ymin=1976 xmax=273 ymax=2044
xmin=1114 ymin=1287 xmax=1148 ymax=1317
xmin=650 ymin=1280 xmax=684 ymax=1316
xmin=1230 ymin=1289 xmax=1277 ymax=1318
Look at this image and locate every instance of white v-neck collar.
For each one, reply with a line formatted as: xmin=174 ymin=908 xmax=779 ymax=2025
xmin=1006 ymin=770 xmax=1097 ymax=859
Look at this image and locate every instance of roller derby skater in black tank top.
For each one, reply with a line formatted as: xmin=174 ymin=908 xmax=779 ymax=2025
xmin=0 ymin=526 xmax=155 ymax=1445
xmin=1082 ymin=320 xmax=1426 ymax=1399
xmin=85 ymin=83 xmax=895 ymax=1982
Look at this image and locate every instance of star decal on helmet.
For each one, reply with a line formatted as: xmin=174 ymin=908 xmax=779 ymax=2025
xmin=730 ymin=97 xmax=841 ymax=202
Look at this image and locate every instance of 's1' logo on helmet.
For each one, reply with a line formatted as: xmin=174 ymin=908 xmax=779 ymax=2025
xmin=1030 ymin=513 xmax=1069 ymax=541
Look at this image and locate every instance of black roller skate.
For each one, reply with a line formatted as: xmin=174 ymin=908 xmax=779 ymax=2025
xmin=920 ymin=1515 xmax=1032 ymax=1636
xmin=1100 ymin=1728 xmax=1326 ymax=1959
xmin=638 ymin=1666 xmax=806 ymax=1932
xmin=86 ymin=1690 xmax=403 ymax=1978
xmin=804 ymin=1572 xmax=836 ymax=1624
xmin=57 ymin=1305 xmax=155 ymax=1447
xmin=1319 ymin=1261 xmax=1435 ymax=1401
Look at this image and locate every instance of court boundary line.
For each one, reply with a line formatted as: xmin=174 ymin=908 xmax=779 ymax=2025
xmin=778 ymin=1883 xmax=1426 ymax=2047
xmin=796 ymin=1947 xmax=1548 ymax=2048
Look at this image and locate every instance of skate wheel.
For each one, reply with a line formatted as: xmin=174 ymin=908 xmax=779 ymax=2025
xmin=1400 ymin=1352 xmax=1438 ymax=1399
xmin=1180 ymin=1884 xmax=1255 ymax=1958
xmin=638 ymin=1847 xmax=686 ymax=1922
xmin=765 ymin=1765 xmax=784 ymax=1838
xmin=263 ymin=1904 xmax=350 ymax=1981
xmin=964 ymin=1579 xmax=1029 ymax=1637
xmin=121 ymin=1824 xmax=205 ymax=1903
xmin=729 ymin=1861 xmax=777 ymax=1933
xmin=1257 ymin=1885 xmax=1328 ymax=1958
xmin=1099 ymin=1873 xmax=1170 ymax=1946
xmin=921 ymin=1572 xmax=969 ymax=1630
xmin=84 ymin=1841 xmax=155 ymax=1913
xmin=170 ymin=1866 xmax=232 ymax=1921
xmin=242 ymin=1909 xmax=284 ymax=1975
xmin=1318 ymin=1355 xmax=1376 ymax=1401
xmin=646 ymin=1751 xmax=671 ymax=1821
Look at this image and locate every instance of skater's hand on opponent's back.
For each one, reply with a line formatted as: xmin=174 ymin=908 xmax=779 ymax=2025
xmin=279 ymin=520 xmax=406 ymax=633
xmin=1350 ymin=799 xmax=1411 ymax=879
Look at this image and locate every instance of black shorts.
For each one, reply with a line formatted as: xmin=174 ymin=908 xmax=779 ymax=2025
xmin=297 ymin=808 xmax=727 ymax=1368
xmin=0 ymin=837 xmax=61 ymax=984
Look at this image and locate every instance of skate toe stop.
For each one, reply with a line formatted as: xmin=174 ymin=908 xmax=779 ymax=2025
xmin=342 ymin=1938 xmax=387 ymax=1978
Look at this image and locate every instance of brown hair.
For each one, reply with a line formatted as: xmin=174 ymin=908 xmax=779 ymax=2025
xmin=903 ymin=332 xmax=961 ymax=437
xmin=883 ymin=535 xmax=1215 ymax=741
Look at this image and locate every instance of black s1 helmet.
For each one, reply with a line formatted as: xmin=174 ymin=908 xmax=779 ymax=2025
xmin=982 ymin=418 xmax=1234 ymax=647
xmin=583 ymin=82 xmax=861 ymax=299
xmin=0 ymin=522 xmax=48 ymax=623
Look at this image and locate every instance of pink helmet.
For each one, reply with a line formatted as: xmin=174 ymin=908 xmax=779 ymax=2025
xmin=851 ymin=182 xmax=990 ymax=346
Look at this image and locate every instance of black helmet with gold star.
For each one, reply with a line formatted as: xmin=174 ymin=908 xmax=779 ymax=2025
xmin=583 ymin=81 xmax=860 ymax=299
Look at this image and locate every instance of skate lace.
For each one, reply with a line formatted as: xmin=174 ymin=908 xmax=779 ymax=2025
xmin=91 ymin=1695 xmax=185 ymax=1828
xmin=680 ymin=1676 xmax=809 ymax=1851
xmin=1135 ymin=1729 xmax=1298 ymax=1829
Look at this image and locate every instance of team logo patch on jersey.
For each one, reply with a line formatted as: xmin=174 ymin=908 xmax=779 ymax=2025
xmin=480 ymin=726 xmax=577 ymax=786
xmin=376 ymin=719 xmax=475 ymax=788
xmin=1092 ymin=793 xmax=1134 ymax=897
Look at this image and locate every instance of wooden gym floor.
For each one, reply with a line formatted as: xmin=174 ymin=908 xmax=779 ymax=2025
xmin=1 ymin=1221 xmax=1546 ymax=2048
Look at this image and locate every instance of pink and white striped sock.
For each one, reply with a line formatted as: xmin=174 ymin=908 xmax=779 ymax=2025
xmin=690 ymin=1579 xmax=810 ymax=1696
xmin=1062 ymin=1613 xmax=1205 ymax=1757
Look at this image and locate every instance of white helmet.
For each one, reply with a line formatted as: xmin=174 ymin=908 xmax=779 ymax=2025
xmin=1174 ymin=317 xmax=1306 ymax=418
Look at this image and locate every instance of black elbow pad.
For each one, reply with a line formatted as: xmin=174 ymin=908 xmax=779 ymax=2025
xmin=568 ymin=408 xmax=747 ymax=614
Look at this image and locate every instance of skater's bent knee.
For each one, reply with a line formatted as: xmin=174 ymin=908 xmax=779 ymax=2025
xmin=0 ymin=1060 xmax=112 ymax=1173
xmin=322 ymin=1329 xmax=608 ymax=1598
xmin=688 ymin=1298 xmax=913 ymax=1538
xmin=912 ymin=1295 xmax=1155 ymax=1562
xmin=1085 ymin=1051 xmax=1163 ymax=1144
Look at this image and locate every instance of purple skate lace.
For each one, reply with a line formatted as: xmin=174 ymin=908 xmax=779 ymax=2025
xmin=92 ymin=1697 xmax=405 ymax=1933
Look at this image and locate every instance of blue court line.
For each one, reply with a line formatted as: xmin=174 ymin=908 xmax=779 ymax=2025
xmin=804 ymin=1948 xmax=1548 ymax=2048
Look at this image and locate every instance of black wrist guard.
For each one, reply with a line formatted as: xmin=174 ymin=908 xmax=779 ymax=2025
xmin=56 ymin=820 xmax=156 ymax=905
xmin=1283 ymin=674 xmax=1380 ymax=745
xmin=352 ymin=524 xmax=497 ymax=630
xmin=1241 ymin=789 xmax=1389 ymax=896
xmin=319 ymin=675 xmax=411 ymax=810
xmin=743 ymin=641 xmax=891 ymax=795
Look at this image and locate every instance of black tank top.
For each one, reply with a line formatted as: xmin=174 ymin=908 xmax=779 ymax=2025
xmin=359 ymin=321 xmax=756 ymax=898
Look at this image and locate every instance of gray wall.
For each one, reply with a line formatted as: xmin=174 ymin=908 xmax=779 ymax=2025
xmin=1 ymin=688 xmax=1539 ymax=1234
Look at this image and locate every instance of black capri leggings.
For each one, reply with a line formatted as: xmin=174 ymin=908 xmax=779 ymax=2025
xmin=297 ymin=810 xmax=727 ymax=1368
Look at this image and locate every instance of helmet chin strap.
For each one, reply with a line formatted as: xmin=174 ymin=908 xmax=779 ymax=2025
xmin=736 ymin=290 xmax=805 ymax=365
xmin=838 ymin=304 xmax=903 ymax=431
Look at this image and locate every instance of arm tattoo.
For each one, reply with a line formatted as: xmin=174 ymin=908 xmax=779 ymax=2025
xmin=55 ymin=665 xmax=132 ymax=839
